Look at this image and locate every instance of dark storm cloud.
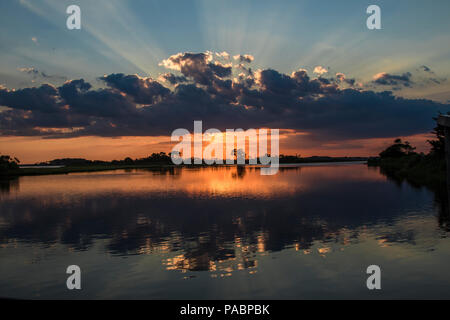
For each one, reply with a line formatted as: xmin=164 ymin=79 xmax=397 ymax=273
xmin=100 ymin=73 xmax=170 ymax=104
xmin=370 ymin=67 xmax=447 ymax=91
xmin=0 ymin=108 xmax=89 ymax=136
xmin=257 ymin=69 xmax=297 ymax=94
xmin=159 ymin=52 xmax=232 ymax=85
xmin=335 ymin=73 xmax=356 ymax=86
xmin=373 ymin=72 xmax=413 ymax=87
xmin=0 ymin=84 xmax=60 ymax=113
xmin=158 ymin=73 xmax=188 ymax=85
xmin=208 ymin=62 xmax=232 ymax=78
xmin=59 ymin=79 xmax=138 ymax=117
xmin=0 ymin=52 xmax=448 ymax=140
xmin=286 ymin=89 xmax=440 ymax=140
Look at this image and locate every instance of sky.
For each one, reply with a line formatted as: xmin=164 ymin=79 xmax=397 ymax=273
xmin=1 ymin=0 xmax=450 ymax=163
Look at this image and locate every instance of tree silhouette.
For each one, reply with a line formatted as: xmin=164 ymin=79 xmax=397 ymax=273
xmin=379 ymin=139 xmax=416 ymax=159
xmin=428 ymin=113 xmax=448 ymax=159
xmin=0 ymin=154 xmax=20 ymax=173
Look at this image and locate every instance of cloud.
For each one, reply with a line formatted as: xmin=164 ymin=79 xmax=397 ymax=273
xmin=158 ymin=73 xmax=188 ymax=85
xmin=59 ymin=79 xmax=138 ymax=117
xmin=233 ymin=54 xmax=254 ymax=63
xmin=370 ymin=68 xmax=447 ymax=90
xmin=18 ymin=67 xmax=67 ymax=82
xmin=100 ymin=73 xmax=170 ymax=104
xmin=415 ymin=66 xmax=447 ymax=86
xmin=216 ymin=51 xmax=230 ymax=60
xmin=313 ymin=66 xmax=328 ymax=75
xmin=208 ymin=61 xmax=233 ymax=78
xmin=0 ymin=84 xmax=60 ymax=113
xmin=335 ymin=73 xmax=345 ymax=81
xmin=0 ymin=52 xmax=448 ymax=142
xmin=373 ymin=72 xmax=413 ymax=87
xmin=420 ymin=65 xmax=432 ymax=73
xmin=335 ymin=72 xmax=356 ymax=86
xmin=159 ymin=52 xmax=231 ymax=85
xmin=18 ymin=67 xmax=39 ymax=75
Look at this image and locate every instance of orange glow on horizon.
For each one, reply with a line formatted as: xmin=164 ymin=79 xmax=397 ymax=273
xmin=0 ymin=131 xmax=434 ymax=164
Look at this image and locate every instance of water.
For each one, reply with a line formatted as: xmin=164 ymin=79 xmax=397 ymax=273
xmin=0 ymin=163 xmax=449 ymax=299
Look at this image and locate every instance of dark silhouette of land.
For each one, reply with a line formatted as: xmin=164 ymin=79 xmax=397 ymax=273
xmin=1 ymin=151 xmax=368 ymax=177
xmin=368 ymin=114 xmax=447 ymax=185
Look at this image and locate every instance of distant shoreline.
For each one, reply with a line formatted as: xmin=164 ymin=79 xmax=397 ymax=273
xmin=3 ymin=159 xmax=368 ymax=177
xmin=4 ymin=164 xmax=177 ymax=177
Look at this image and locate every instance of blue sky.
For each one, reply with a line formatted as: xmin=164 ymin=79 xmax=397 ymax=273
xmin=1 ymin=0 xmax=450 ymax=100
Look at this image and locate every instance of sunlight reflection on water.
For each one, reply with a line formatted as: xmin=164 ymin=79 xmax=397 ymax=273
xmin=0 ymin=163 xmax=449 ymax=299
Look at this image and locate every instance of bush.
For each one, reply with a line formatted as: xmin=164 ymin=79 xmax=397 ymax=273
xmin=379 ymin=139 xmax=416 ymax=159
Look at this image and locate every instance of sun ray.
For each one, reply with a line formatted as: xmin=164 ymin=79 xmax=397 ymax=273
xmin=18 ymin=0 xmax=167 ymax=77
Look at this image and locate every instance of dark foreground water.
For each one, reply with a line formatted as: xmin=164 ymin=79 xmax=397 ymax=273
xmin=0 ymin=163 xmax=449 ymax=299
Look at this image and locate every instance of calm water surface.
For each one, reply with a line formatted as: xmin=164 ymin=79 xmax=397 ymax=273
xmin=0 ymin=163 xmax=449 ymax=299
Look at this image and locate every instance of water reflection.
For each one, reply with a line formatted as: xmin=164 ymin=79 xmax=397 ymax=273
xmin=0 ymin=164 xmax=449 ymax=298
xmin=378 ymin=165 xmax=450 ymax=232
xmin=0 ymin=177 xmax=19 ymax=195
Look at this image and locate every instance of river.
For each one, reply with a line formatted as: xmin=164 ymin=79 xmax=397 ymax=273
xmin=0 ymin=163 xmax=449 ymax=299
